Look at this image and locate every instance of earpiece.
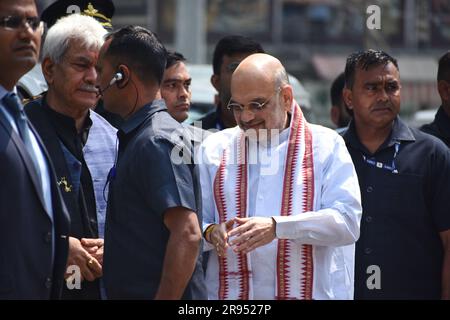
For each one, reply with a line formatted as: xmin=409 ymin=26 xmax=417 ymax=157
xmin=109 ymin=72 xmax=123 ymax=86
xmin=98 ymin=68 xmax=126 ymax=97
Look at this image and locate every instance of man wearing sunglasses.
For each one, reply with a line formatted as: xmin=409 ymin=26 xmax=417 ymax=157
xmin=0 ymin=0 xmax=70 ymax=299
xmin=197 ymin=53 xmax=362 ymax=300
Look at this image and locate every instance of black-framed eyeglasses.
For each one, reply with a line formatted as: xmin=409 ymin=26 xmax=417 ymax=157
xmin=0 ymin=16 xmax=43 ymax=32
xmin=226 ymin=87 xmax=282 ymax=113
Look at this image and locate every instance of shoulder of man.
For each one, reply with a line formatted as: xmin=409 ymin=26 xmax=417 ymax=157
xmin=409 ymin=125 xmax=449 ymax=153
xmin=195 ymin=126 xmax=240 ymax=165
xmin=23 ymin=94 xmax=44 ymax=108
xmin=420 ymin=121 xmax=442 ymax=140
xmin=309 ymin=123 xmax=343 ymax=146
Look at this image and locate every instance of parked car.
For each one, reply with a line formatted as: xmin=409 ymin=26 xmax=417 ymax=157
xmin=410 ymin=109 xmax=438 ymax=128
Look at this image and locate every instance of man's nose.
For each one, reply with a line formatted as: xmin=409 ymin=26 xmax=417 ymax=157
xmin=178 ymin=85 xmax=189 ymax=99
xmin=85 ymin=66 xmax=98 ymax=83
xmin=240 ymin=108 xmax=255 ymax=123
xmin=18 ymin=23 xmax=35 ymax=40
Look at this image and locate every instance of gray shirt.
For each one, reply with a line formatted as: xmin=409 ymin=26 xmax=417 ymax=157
xmin=103 ymin=100 xmax=206 ymax=299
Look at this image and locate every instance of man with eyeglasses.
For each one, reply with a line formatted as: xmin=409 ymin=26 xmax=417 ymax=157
xmin=197 ymin=53 xmax=362 ymax=300
xmin=342 ymin=50 xmax=450 ymax=299
xmin=198 ymin=35 xmax=264 ymax=131
xmin=0 ymin=0 xmax=70 ymax=299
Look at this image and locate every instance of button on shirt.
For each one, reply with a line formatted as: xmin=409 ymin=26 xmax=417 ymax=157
xmin=344 ymin=116 xmax=450 ymax=299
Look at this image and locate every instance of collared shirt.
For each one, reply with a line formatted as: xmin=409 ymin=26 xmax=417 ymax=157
xmin=104 ymin=100 xmax=206 ymax=299
xmin=26 ymin=95 xmax=117 ymax=241
xmin=42 ymin=101 xmax=98 ymax=237
xmin=198 ymin=122 xmax=362 ymax=300
xmin=344 ymin=116 xmax=450 ymax=299
xmin=421 ymin=106 xmax=450 ymax=147
xmin=0 ymin=85 xmax=54 ymax=259
xmin=25 ymin=95 xmax=116 ymax=300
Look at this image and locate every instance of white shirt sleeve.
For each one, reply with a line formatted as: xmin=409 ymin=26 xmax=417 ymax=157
xmin=273 ymin=134 xmax=362 ymax=247
xmin=196 ymin=140 xmax=217 ymax=252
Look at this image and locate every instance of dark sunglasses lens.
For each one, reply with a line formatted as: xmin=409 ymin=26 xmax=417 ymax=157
xmin=3 ymin=16 xmax=41 ymax=30
xmin=6 ymin=16 xmax=23 ymax=28
xmin=27 ymin=17 xmax=40 ymax=30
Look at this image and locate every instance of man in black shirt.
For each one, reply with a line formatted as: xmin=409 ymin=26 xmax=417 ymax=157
xmin=97 ymin=26 xmax=205 ymax=299
xmin=342 ymin=49 xmax=450 ymax=299
xmin=25 ymin=14 xmax=117 ymax=299
xmin=421 ymin=51 xmax=450 ymax=147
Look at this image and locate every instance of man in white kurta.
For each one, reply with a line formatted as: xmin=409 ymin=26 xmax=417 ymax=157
xmin=197 ymin=53 xmax=362 ymax=300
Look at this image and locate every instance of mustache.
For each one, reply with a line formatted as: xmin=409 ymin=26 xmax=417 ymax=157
xmin=240 ymin=121 xmax=263 ymax=130
xmin=13 ymin=42 xmax=36 ymax=52
xmin=175 ymin=101 xmax=190 ymax=107
xmin=79 ymin=84 xmax=99 ymax=94
xmin=372 ymin=102 xmax=393 ymax=110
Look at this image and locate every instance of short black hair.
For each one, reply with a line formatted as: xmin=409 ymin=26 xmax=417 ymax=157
xmin=437 ymin=51 xmax=450 ymax=83
xmin=330 ymin=72 xmax=345 ymax=108
xmin=166 ymin=51 xmax=186 ymax=69
xmin=104 ymin=26 xmax=167 ymax=85
xmin=212 ymin=35 xmax=264 ymax=75
xmin=344 ymin=49 xmax=399 ymax=89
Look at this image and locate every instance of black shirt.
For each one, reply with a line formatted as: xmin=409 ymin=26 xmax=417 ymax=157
xmin=421 ymin=106 xmax=450 ymax=147
xmin=344 ymin=117 xmax=450 ymax=299
xmin=104 ymin=100 xmax=206 ymax=299
xmin=197 ymin=105 xmax=224 ymax=130
xmin=25 ymin=96 xmax=100 ymax=299
xmin=43 ymin=102 xmax=98 ymax=238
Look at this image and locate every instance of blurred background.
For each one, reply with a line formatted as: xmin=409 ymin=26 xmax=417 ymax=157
xmin=36 ymin=0 xmax=450 ymax=128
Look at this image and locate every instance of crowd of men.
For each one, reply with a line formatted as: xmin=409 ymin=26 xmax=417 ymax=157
xmin=1 ymin=0 xmax=450 ymax=300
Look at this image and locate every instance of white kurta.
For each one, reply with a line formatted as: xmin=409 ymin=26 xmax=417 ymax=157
xmin=197 ymin=112 xmax=362 ymax=300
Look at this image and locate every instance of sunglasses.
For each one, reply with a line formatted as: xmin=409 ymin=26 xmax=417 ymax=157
xmin=0 ymin=16 xmax=43 ymax=32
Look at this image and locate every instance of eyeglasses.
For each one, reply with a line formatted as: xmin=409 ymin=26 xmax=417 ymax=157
xmin=226 ymin=87 xmax=282 ymax=113
xmin=0 ymin=16 xmax=43 ymax=32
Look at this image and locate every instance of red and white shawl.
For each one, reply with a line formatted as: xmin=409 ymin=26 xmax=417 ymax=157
xmin=213 ymin=100 xmax=315 ymax=300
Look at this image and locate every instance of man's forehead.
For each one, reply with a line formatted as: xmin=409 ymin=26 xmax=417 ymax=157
xmin=231 ymin=81 xmax=273 ymax=102
xmin=65 ymin=43 xmax=99 ymax=58
xmin=164 ymin=63 xmax=190 ymax=79
xmin=357 ymin=63 xmax=399 ymax=81
xmin=163 ymin=75 xmax=191 ymax=82
xmin=0 ymin=0 xmax=37 ymax=15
